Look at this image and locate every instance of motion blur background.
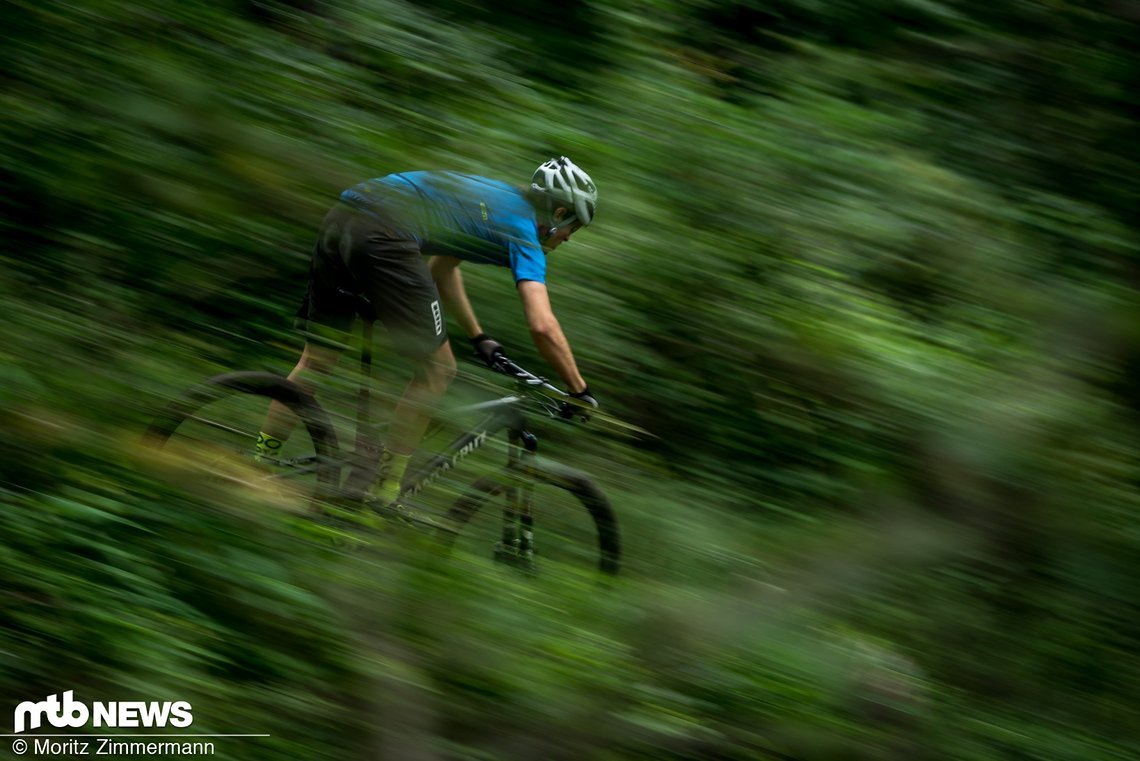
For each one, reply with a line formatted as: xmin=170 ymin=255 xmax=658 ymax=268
xmin=2 ymin=1 xmax=1138 ymax=759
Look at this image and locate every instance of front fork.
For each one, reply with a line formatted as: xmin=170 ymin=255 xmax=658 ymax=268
xmin=500 ymin=428 xmax=538 ymax=557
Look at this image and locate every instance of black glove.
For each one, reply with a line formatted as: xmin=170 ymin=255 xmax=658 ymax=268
xmin=560 ymin=386 xmax=599 ymax=421
xmin=470 ymin=333 xmax=505 ymax=368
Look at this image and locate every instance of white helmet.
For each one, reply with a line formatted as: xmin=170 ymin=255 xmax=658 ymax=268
xmin=531 ymin=156 xmax=598 ymax=229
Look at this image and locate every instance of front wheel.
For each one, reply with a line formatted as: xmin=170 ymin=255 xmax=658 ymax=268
xmin=444 ymin=458 xmax=620 ymax=576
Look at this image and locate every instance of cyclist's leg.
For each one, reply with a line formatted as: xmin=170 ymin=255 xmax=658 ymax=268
xmin=257 ymin=206 xmax=357 ymax=456
xmin=340 ymin=210 xmax=453 ymax=503
xmin=389 ymin=342 xmax=458 ymax=446
xmin=260 ymin=340 xmax=341 ymax=447
xmin=373 ymin=341 xmax=456 ymax=505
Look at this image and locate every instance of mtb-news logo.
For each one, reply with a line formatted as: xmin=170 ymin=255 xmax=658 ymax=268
xmin=13 ymin=691 xmax=193 ymax=733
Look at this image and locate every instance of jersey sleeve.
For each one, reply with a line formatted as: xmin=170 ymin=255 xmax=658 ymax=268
xmin=508 ymin=238 xmax=547 ymax=283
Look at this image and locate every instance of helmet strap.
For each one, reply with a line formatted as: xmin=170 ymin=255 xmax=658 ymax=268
xmin=545 ymin=196 xmax=564 ymax=226
xmin=548 ymin=213 xmax=579 ymax=233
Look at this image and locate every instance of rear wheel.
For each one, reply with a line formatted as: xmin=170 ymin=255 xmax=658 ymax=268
xmin=143 ymin=372 xmax=342 ymax=501
xmin=445 ymin=458 xmax=620 ymax=576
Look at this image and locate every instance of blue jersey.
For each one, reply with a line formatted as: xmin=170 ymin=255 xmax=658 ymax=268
xmin=339 ymin=171 xmax=547 ymax=284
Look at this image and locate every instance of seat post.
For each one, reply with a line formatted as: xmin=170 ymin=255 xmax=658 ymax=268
xmin=356 ymin=318 xmax=375 ymax=431
xmin=341 ymin=318 xmax=381 ymax=499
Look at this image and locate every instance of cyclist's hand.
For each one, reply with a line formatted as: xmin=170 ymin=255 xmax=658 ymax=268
xmin=470 ymin=333 xmax=505 ymax=368
xmin=560 ymin=387 xmax=598 ymax=422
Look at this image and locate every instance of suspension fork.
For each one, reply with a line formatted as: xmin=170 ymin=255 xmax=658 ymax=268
xmin=502 ymin=427 xmax=538 ymax=552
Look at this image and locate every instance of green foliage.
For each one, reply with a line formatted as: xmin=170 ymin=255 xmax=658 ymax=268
xmin=3 ymin=0 xmax=1139 ymax=758
xmin=0 ymin=440 xmax=366 ymax=758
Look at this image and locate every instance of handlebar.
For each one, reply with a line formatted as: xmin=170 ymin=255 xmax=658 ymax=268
xmin=472 ymin=351 xmax=654 ymax=437
xmin=488 ymin=354 xmax=566 ymax=398
xmin=482 ymin=353 xmax=601 ymax=420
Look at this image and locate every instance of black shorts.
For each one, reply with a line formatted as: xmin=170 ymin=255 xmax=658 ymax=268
xmin=295 ymin=203 xmax=447 ymax=357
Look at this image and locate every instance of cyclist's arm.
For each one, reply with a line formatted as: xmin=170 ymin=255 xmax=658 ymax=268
xmin=428 ymin=255 xmax=483 ymax=339
xmin=517 ymin=279 xmax=587 ymax=393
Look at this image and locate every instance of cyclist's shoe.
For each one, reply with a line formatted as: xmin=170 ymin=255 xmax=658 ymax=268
xmin=254 ymin=432 xmax=284 ymax=464
xmin=374 ymin=447 xmax=393 ymax=486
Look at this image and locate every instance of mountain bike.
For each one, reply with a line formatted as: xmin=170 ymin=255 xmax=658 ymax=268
xmin=143 ymin=321 xmax=621 ymax=575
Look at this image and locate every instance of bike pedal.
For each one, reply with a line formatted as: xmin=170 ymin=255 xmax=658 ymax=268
xmin=387 ymin=503 xmax=420 ymax=528
xmin=366 ymin=498 xmax=425 ymax=530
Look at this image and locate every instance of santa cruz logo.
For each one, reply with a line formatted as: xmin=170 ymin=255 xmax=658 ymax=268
xmin=13 ymin=691 xmax=193 ymax=733
xmin=404 ymin=430 xmax=488 ymax=497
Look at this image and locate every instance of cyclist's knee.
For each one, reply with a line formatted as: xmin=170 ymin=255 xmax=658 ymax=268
xmin=428 ymin=361 xmax=457 ymax=394
xmin=414 ymin=352 xmax=456 ymax=396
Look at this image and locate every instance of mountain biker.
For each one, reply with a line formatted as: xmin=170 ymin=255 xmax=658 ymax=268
xmin=256 ymin=157 xmax=600 ymax=507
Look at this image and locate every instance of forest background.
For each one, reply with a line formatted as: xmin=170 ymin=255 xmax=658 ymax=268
xmin=2 ymin=1 xmax=1138 ymax=759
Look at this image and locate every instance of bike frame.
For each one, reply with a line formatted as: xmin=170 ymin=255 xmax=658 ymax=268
xmin=341 ymin=320 xmax=548 ymax=536
xmin=399 ymin=395 xmax=538 ymax=501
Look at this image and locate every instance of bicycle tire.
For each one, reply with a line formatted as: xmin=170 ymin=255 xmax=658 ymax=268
xmin=143 ymin=371 xmax=342 ymax=500
xmin=445 ymin=458 xmax=621 ymax=575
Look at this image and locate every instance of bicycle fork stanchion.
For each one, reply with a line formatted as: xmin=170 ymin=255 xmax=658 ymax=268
xmin=518 ymin=431 xmax=538 ymax=561
xmin=501 ymin=436 xmax=520 ymax=552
